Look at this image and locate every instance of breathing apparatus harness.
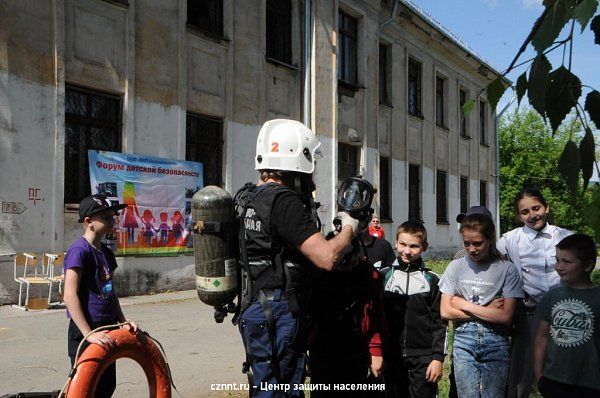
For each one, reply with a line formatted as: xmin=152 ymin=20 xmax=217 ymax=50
xmin=234 ymin=174 xmax=320 ymax=315
xmin=233 ymin=176 xmax=321 ymax=385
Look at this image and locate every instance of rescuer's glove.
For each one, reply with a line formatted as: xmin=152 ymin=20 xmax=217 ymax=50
xmin=337 ymin=211 xmax=359 ymax=236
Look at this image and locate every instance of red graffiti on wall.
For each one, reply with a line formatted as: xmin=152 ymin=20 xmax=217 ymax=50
xmin=28 ymin=188 xmax=42 ymax=205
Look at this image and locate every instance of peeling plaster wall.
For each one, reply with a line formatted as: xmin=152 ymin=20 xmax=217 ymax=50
xmin=340 ymin=0 xmax=500 ymax=255
xmin=0 ymin=75 xmax=57 ymax=255
xmin=0 ymin=0 xmax=501 ymax=304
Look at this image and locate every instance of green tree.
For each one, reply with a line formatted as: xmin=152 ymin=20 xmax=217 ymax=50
xmin=499 ymin=108 xmax=595 ymax=235
xmin=464 ymin=0 xmax=600 ymax=237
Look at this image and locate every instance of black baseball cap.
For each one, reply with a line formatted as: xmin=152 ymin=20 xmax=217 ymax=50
xmin=79 ymin=194 xmax=127 ymax=222
xmin=456 ymin=205 xmax=493 ymax=223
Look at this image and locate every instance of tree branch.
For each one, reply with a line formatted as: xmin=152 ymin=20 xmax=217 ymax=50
xmin=568 ymin=19 xmax=575 ymax=71
xmin=504 ymin=5 xmax=552 ymax=76
xmin=509 ymin=39 xmax=568 ymax=72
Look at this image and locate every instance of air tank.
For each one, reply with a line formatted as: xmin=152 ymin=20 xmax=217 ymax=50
xmin=191 ymin=186 xmax=238 ymax=314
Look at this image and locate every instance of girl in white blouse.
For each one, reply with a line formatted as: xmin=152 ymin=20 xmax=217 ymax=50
xmin=498 ymin=187 xmax=572 ymax=398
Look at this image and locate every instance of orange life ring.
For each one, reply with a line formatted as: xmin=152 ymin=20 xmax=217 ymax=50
xmin=65 ymin=329 xmax=171 ymax=398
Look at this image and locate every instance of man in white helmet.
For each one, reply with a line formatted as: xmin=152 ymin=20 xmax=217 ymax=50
xmin=237 ymin=119 xmax=360 ymax=397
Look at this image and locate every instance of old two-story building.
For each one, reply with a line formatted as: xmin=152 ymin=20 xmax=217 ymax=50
xmin=0 ymin=0 xmax=504 ymax=303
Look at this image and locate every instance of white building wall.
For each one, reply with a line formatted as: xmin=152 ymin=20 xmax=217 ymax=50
xmin=313 ymin=135 xmax=338 ymax=235
xmin=0 ymin=75 xmax=57 ymax=253
xmin=0 ymin=0 xmax=502 ymax=303
xmin=386 ymin=159 xmax=407 ymax=241
xmin=0 ymin=74 xmax=61 ymax=303
xmin=133 ymin=102 xmax=183 ymax=159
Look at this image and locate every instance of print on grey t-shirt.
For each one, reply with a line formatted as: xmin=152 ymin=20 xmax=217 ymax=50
xmin=438 ymin=256 xmax=523 ymax=306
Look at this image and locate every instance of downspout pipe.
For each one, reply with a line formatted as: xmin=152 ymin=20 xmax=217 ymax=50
xmin=495 ymin=95 xmax=516 ymax=236
xmin=303 ymin=0 xmax=312 ymax=127
xmin=380 ymin=0 xmax=400 ymax=29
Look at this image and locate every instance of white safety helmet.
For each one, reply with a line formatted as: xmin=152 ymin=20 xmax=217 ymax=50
xmin=255 ymin=119 xmax=321 ymax=174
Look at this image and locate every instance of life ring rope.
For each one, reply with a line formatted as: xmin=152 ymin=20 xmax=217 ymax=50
xmin=58 ymin=323 xmax=182 ymax=398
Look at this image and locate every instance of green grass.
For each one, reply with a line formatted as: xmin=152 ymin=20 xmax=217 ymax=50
xmin=426 ymin=258 xmax=452 ymax=276
xmin=592 ymin=269 xmax=600 ymax=285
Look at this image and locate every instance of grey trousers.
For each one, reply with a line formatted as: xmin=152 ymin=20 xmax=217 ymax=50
xmin=506 ymin=306 xmax=540 ymax=398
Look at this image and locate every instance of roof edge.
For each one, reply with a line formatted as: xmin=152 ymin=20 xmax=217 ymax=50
xmin=396 ymin=0 xmax=512 ymax=85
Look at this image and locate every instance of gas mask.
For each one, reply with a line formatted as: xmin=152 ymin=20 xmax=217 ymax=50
xmin=336 ymin=176 xmax=375 ymax=229
xmin=330 ymin=176 xmax=375 ymax=269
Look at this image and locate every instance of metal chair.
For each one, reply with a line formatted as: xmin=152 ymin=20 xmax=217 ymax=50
xmin=12 ymin=253 xmax=52 ymax=310
xmin=44 ymin=253 xmax=65 ymax=306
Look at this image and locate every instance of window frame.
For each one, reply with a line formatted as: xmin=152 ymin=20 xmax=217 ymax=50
xmin=102 ymin=0 xmax=129 ymax=8
xmin=185 ymin=113 xmax=224 ymax=187
xmin=479 ymin=99 xmax=487 ymax=145
xmin=338 ymin=10 xmax=358 ymax=87
xmin=408 ymin=58 xmax=422 ymax=117
xmin=266 ymin=0 xmax=292 ymax=65
xmin=379 ymin=43 xmax=391 ymax=106
xmin=436 ymin=170 xmax=448 ymax=224
xmin=435 ymin=75 xmax=447 ymax=128
xmin=379 ymin=156 xmax=391 ymax=221
xmin=460 ymin=175 xmax=469 ymax=214
xmin=408 ymin=163 xmax=421 ymax=222
xmin=480 ymin=180 xmax=487 ymax=208
xmin=459 ymin=88 xmax=470 ymax=138
xmin=64 ymin=84 xmax=123 ymax=205
xmin=337 ymin=142 xmax=359 ymax=184
xmin=186 ymin=0 xmax=224 ymax=39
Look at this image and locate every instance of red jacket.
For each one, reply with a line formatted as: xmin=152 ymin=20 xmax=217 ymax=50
xmin=368 ymin=225 xmax=385 ymax=239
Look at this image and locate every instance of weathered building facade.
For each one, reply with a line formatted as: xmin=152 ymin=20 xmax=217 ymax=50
xmin=0 ymin=0 xmax=502 ymax=303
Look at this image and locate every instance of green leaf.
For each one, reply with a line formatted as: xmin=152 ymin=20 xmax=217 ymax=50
xmin=545 ymin=66 xmax=582 ymax=133
xmin=592 ymin=15 xmax=600 ymax=44
xmin=585 ymin=90 xmax=600 ymax=128
xmin=516 ymin=73 xmax=528 ymax=106
xmin=532 ymin=0 xmax=570 ymax=53
xmin=486 ymin=78 xmax=507 ymax=111
xmin=573 ymin=0 xmax=598 ymax=32
xmin=462 ymin=98 xmax=476 ymax=116
xmin=559 ymin=140 xmax=581 ymax=196
xmin=528 ymin=55 xmax=552 ymax=118
xmin=579 ymin=127 xmax=596 ymax=192
xmin=583 ymin=186 xmax=600 ymax=240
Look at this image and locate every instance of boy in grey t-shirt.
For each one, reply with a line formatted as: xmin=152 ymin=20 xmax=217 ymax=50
xmin=534 ymin=234 xmax=600 ymax=397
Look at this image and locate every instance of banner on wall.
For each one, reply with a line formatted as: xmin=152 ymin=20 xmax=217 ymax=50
xmin=88 ymin=150 xmax=203 ymax=256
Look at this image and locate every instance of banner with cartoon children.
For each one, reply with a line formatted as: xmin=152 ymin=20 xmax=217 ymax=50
xmin=88 ymin=150 xmax=203 ymax=256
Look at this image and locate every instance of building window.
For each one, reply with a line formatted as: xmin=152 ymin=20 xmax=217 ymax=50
xmin=480 ymin=180 xmax=487 ymax=207
xmin=187 ymin=0 xmax=223 ymax=38
xmin=102 ymin=0 xmax=129 ymax=6
xmin=460 ymin=89 xmax=469 ymax=137
xmin=338 ymin=142 xmax=359 ymax=183
xmin=338 ymin=10 xmax=357 ymax=85
xmin=266 ymin=0 xmax=292 ymax=64
xmin=379 ymin=44 xmax=390 ymax=105
xmin=479 ymin=100 xmax=487 ymax=145
xmin=436 ymin=170 xmax=448 ymax=223
xmin=460 ymin=175 xmax=469 ymax=214
xmin=408 ymin=164 xmax=421 ymax=221
xmin=64 ymin=85 xmax=122 ymax=204
xmin=380 ymin=157 xmax=391 ymax=220
xmin=436 ymin=76 xmax=447 ymax=128
xmin=186 ymin=113 xmax=223 ymax=187
xmin=408 ymin=58 xmax=422 ymax=117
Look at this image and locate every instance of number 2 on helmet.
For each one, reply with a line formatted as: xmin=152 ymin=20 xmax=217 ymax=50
xmin=271 ymin=142 xmax=279 ymax=152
